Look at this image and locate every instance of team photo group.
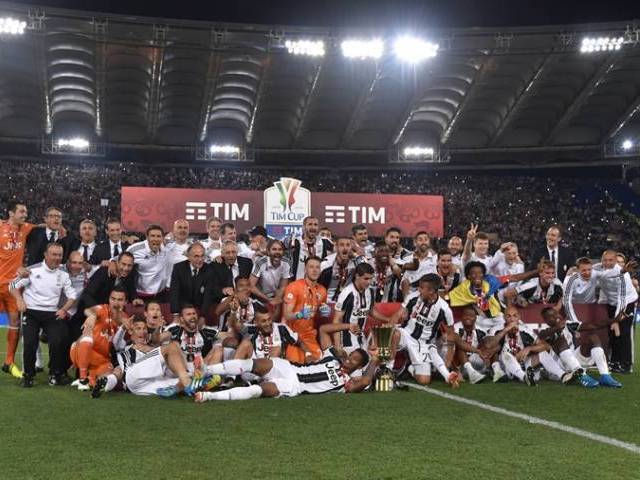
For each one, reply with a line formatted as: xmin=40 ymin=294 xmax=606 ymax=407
xmin=1 ymin=198 xmax=637 ymax=403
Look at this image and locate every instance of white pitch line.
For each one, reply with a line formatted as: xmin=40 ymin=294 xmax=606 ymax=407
xmin=400 ymin=382 xmax=640 ymax=455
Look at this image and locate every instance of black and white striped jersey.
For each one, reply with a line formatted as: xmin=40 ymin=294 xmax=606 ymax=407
xmin=454 ymin=322 xmax=486 ymax=350
xmin=401 ymin=292 xmax=454 ymax=344
xmin=500 ymin=324 xmax=537 ymax=356
xmin=116 ymin=344 xmax=160 ymax=374
xmin=515 ymin=278 xmax=563 ymax=305
xmin=247 ymin=323 xmax=298 ymax=359
xmin=294 ymin=348 xmax=350 ymax=394
xmin=334 ymin=283 xmax=375 ymax=348
xmin=165 ymin=323 xmax=219 ymax=363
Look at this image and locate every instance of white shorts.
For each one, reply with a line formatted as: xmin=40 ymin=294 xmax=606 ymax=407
xmin=263 ymin=358 xmax=302 ymax=398
xmin=397 ymin=328 xmax=434 ymax=377
xmin=125 ymin=347 xmax=179 ymax=396
xmin=468 ymin=353 xmax=486 ymax=372
xmin=574 ymin=346 xmax=594 ymax=369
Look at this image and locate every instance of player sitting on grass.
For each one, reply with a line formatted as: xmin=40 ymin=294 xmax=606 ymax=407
xmin=388 ymin=273 xmax=461 ymax=388
xmin=193 ymin=322 xmax=374 ymax=402
xmin=234 ymin=304 xmax=300 ymax=361
xmin=449 ymin=307 xmax=490 ymax=384
xmin=69 ymin=287 xmax=129 ymax=390
xmin=91 ymin=316 xmax=197 ymax=398
xmin=482 ymin=306 xmax=549 ymax=386
xmin=538 ymin=307 xmax=621 ymax=388
xmin=152 ymin=304 xmax=225 ymax=376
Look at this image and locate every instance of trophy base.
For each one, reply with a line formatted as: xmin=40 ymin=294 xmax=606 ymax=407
xmin=374 ymin=367 xmax=395 ymax=392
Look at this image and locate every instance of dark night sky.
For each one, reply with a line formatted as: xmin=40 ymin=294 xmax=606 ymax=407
xmin=11 ymin=0 xmax=640 ymax=29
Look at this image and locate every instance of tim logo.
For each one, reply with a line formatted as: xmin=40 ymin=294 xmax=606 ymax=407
xmin=264 ymin=177 xmax=311 ymax=226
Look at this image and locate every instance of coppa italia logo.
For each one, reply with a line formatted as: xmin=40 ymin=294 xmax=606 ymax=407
xmin=274 ymin=177 xmax=301 ymax=212
xmin=264 ymin=177 xmax=311 ymax=236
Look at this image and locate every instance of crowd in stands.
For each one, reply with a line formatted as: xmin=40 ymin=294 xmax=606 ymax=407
xmin=1 ymin=158 xmax=638 ymax=261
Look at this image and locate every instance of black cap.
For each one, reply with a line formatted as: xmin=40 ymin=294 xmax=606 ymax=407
xmin=248 ymin=225 xmax=267 ymax=237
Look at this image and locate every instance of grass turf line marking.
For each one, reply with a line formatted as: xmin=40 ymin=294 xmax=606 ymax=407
xmin=400 ymin=381 xmax=640 ymax=455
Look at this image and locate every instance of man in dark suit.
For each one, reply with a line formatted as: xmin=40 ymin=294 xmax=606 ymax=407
xmin=210 ymin=240 xmax=253 ymax=303
xmin=80 ymin=252 xmax=137 ymax=309
xmin=169 ymin=243 xmax=214 ymax=323
xmin=528 ymin=225 xmax=575 ymax=281
xmin=90 ymin=218 xmax=130 ymax=265
xmin=66 ymin=219 xmax=98 ymax=263
xmin=25 ymin=207 xmax=75 ymax=265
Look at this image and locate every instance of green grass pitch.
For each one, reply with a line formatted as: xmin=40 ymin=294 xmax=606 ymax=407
xmin=1 ymin=332 xmax=640 ymax=479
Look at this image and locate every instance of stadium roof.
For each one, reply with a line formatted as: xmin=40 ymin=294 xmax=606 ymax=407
xmin=0 ymin=1 xmax=639 ymax=167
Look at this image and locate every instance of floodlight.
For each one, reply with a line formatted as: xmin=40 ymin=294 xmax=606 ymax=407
xmin=285 ymin=39 xmax=325 ymax=57
xmin=403 ymin=146 xmax=434 ymax=158
xmin=394 ymin=36 xmax=438 ymax=63
xmin=0 ymin=17 xmax=26 ymax=35
xmin=580 ymin=36 xmax=624 ymax=53
xmin=622 ymin=139 xmax=634 ymax=151
xmin=341 ymin=39 xmax=384 ymax=59
xmin=57 ymin=137 xmax=90 ymax=149
xmin=209 ymin=144 xmax=240 ymax=155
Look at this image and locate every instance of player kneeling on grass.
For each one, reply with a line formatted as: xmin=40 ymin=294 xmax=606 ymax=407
xmin=388 ymin=274 xmax=461 ymax=388
xmin=482 ymin=306 xmax=550 ymax=386
xmin=194 ymin=322 xmax=373 ymax=402
xmin=91 ymin=316 xmax=195 ymax=398
xmin=69 ymin=286 xmax=129 ymax=390
xmin=537 ymin=308 xmax=618 ymax=388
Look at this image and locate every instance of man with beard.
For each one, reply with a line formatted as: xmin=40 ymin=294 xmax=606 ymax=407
xmin=447 ymin=236 xmax=463 ymax=268
xmin=319 ymin=236 xmax=364 ymax=302
xmin=351 ymin=224 xmax=374 ymax=259
xmin=282 ymin=256 xmax=331 ymax=363
xmin=400 ymin=231 xmax=437 ymax=297
xmin=433 ymin=250 xmax=461 ymax=296
xmin=250 ymin=239 xmax=292 ymax=312
xmin=367 ymin=241 xmax=403 ymax=302
xmin=69 ymin=286 xmax=129 ymax=389
xmin=286 ymin=216 xmax=333 ymax=280
xmin=127 ymin=225 xmax=173 ymax=303
xmin=384 ymin=227 xmax=411 ymax=263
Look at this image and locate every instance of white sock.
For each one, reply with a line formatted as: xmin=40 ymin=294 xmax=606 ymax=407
xmin=463 ymin=362 xmax=475 ymax=378
xmin=501 ymin=352 xmax=525 ymax=381
xmin=35 ymin=344 xmax=43 ymax=368
xmin=559 ymin=349 xmax=581 ymax=372
xmin=591 ymin=347 xmax=609 ymax=375
xmin=205 ymin=359 xmax=253 ymax=376
xmin=241 ymin=372 xmax=260 ymax=383
xmin=538 ymin=351 xmax=565 ymax=381
xmin=428 ymin=348 xmax=450 ymax=379
xmin=407 ymin=365 xmax=415 ymax=377
xmin=201 ymin=384 xmax=262 ymax=401
xmin=105 ymin=374 xmax=118 ymax=392
xmin=492 ymin=361 xmax=502 ymax=374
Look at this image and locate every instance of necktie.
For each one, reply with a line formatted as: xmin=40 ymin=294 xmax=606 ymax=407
xmin=113 ymin=244 xmax=120 ymax=257
xmin=227 ymin=264 xmax=234 ymax=285
xmin=192 ymin=267 xmax=198 ymax=278
xmin=551 ymin=249 xmax=556 ymax=264
xmin=48 ymin=231 xmax=56 ymax=243
xmin=82 ymin=245 xmax=89 ymax=262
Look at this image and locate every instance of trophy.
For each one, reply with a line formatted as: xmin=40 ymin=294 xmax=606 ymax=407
xmin=372 ymin=325 xmax=395 ymax=392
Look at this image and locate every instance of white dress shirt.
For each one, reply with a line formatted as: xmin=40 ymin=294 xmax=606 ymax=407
xmin=127 ymin=240 xmax=172 ymax=295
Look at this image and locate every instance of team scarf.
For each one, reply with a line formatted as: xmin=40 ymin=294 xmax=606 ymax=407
xmin=448 ymin=275 xmax=503 ymax=317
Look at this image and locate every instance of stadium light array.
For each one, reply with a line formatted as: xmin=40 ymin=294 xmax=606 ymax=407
xmin=0 ymin=16 xmax=26 ymax=35
xmin=394 ymin=36 xmax=439 ymax=63
xmin=403 ymin=146 xmax=434 ymax=158
xmin=57 ymin=137 xmax=90 ymax=149
xmin=341 ymin=39 xmax=384 ymax=59
xmin=209 ymin=144 xmax=240 ymax=155
xmin=622 ymin=139 xmax=634 ymax=151
xmin=580 ymin=36 xmax=624 ymax=53
xmin=285 ymin=39 xmax=325 ymax=57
